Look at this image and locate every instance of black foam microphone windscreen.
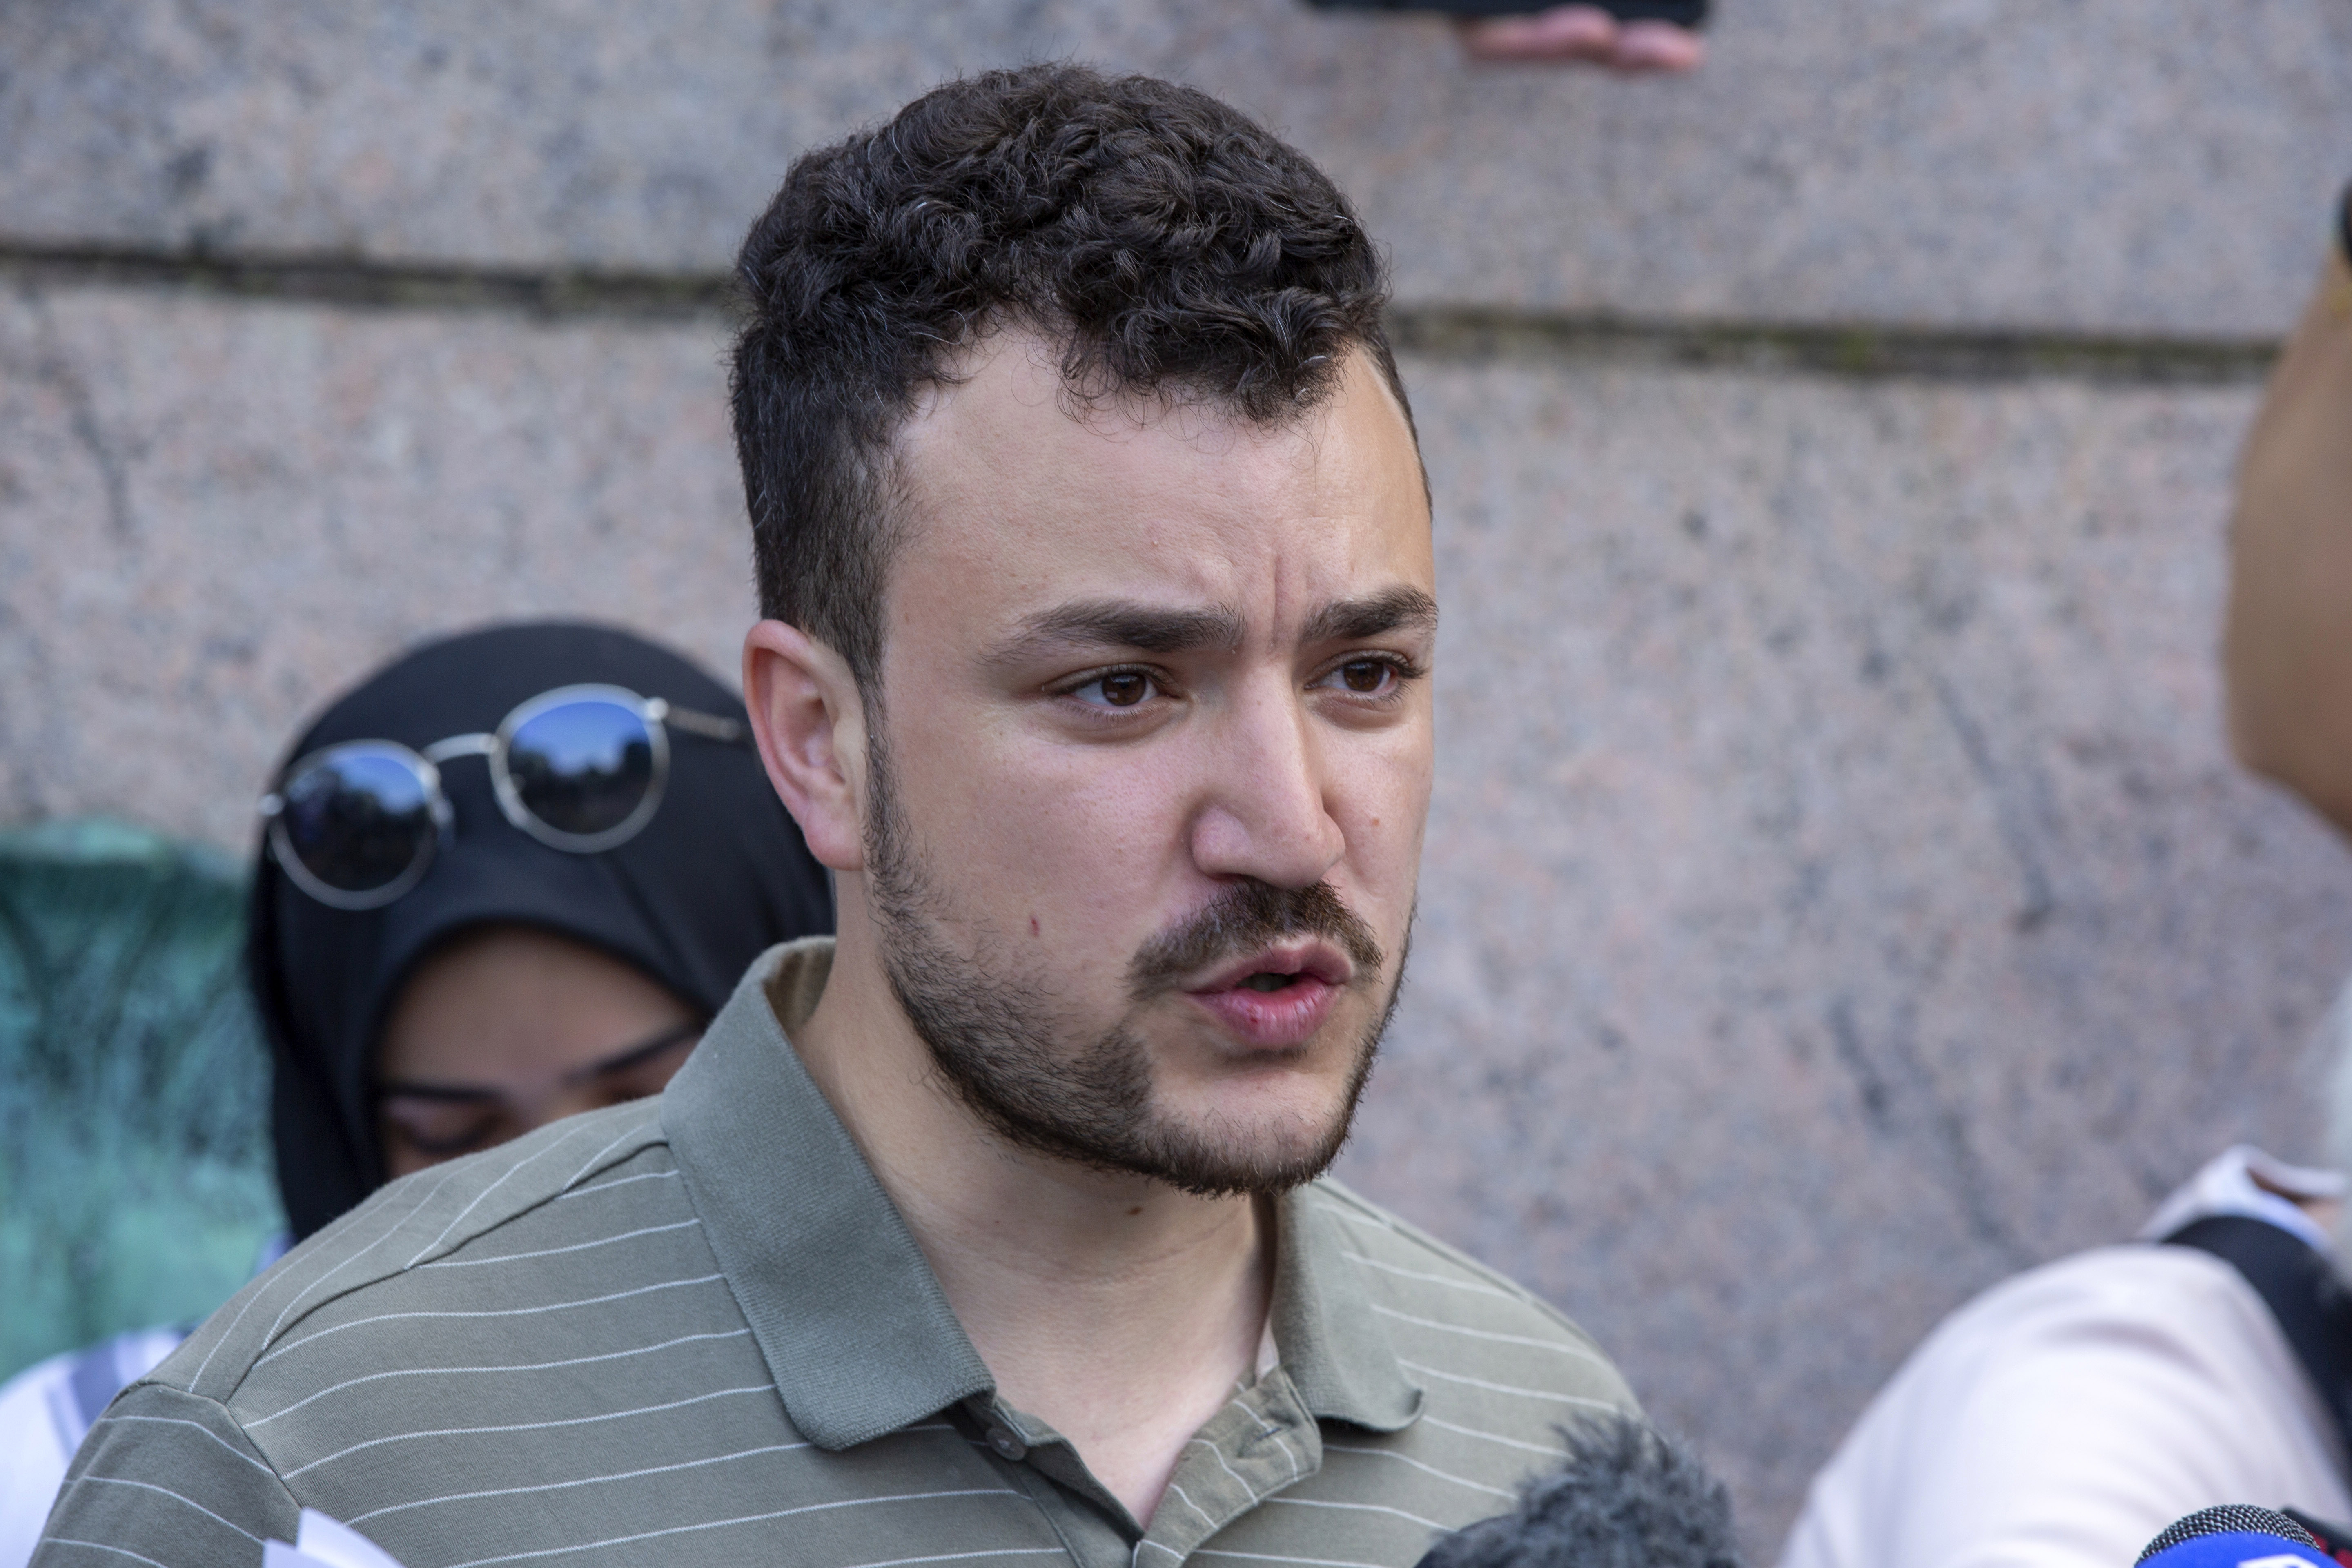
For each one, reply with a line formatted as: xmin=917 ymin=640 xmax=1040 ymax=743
xmin=1413 ymin=1413 xmax=1744 ymax=1568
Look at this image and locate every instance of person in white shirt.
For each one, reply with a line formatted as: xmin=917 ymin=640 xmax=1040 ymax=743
xmin=1779 ymin=1145 xmax=2352 ymax=1568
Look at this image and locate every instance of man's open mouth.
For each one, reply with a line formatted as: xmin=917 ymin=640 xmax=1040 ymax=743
xmin=1187 ymin=942 xmax=1354 ymax=994
xmin=1183 ymin=942 xmax=1355 ymax=1047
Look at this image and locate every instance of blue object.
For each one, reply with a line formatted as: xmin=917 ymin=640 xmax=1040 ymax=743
xmin=2142 ymin=1532 xmax=2335 ymax=1568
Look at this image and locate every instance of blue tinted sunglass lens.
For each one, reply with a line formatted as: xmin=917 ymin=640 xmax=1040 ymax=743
xmin=278 ymin=747 xmax=437 ymax=895
xmin=504 ymin=701 xmax=656 ymax=839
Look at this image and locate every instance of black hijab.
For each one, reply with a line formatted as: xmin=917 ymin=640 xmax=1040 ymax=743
xmin=249 ymin=621 xmax=833 ymax=1239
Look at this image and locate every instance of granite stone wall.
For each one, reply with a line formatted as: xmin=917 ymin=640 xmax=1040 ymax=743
xmin=7 ymin=0 xmax=2352 ymax=1553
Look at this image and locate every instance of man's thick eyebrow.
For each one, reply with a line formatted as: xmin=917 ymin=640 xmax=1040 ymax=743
xmin=997 ymin=601 xmax=1248 ymax=659
xmin=1301 ymin=586 xmax=1439 ymax=645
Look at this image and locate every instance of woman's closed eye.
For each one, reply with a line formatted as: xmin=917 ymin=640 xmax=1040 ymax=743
xmin=379 ymin=1098 xmax=510 ymax=1158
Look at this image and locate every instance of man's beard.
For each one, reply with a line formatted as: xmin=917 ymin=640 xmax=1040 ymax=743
xmin=864 ymin=733 xmax=1405 ymax=1198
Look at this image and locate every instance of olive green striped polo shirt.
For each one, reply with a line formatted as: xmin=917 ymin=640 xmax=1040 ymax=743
xmin=37 ymin=938 xmax=1637 ymax=1568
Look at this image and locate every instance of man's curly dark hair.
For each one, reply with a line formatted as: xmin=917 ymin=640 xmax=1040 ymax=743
xmin=728 ymin=62 xmax=1414 ymax=688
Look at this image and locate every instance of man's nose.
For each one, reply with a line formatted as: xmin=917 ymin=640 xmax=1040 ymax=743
xmin=1185 ymin=678 xmax=1346 ymax=889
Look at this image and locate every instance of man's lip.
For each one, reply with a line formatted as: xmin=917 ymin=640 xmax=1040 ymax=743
xmin=1183 ymin=941 xmax=1356 ymax=993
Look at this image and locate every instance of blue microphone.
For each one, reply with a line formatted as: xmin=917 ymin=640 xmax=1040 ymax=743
xmin=2137 ymin=1506 xmax=2336 ymax=1568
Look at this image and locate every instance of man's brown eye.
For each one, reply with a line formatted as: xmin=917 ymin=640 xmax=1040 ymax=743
xmin=1341 ymin=660 xmax=1388 ymax=693
xmin=1100 ymin=673 xmax=1149 ymax=706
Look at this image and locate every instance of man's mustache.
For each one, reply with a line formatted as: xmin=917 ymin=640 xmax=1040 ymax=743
xmin=1126 ymin=880 xmax=1385 ymax=998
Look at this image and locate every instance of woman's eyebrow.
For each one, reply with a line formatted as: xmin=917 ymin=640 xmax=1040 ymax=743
xmin=376 ymin=1081 xmax=504 ymax=1104
xmin=570 ymin=1020 xmax=705 ymax=1083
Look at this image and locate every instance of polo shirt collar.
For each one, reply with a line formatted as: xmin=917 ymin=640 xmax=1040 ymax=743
xmin=1272 ymin=1185 xmax=1425 ymax=1432
xmin=664 ymin=938 xmax=1424 ymax=1450
xmin=663 ymin=939 xmax=992 ymax=1450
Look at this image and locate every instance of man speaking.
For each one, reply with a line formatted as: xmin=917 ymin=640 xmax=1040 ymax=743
xmin=38 ymin=64 xmax=1638 ymax=1568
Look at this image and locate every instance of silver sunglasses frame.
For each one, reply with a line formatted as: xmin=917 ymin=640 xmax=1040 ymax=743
xmin=258 ymin=683 xmax=742 ymax=911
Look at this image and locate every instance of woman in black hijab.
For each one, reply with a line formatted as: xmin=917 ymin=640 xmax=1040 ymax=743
xmin=250 ymin=621 xmax=833 ymax=1239
xmin=0 ymin=622 xmax=833 ymax=1550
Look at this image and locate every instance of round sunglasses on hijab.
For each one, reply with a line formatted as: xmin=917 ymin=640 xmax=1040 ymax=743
xmin=259 ymin=684 xmax=748 ymax=910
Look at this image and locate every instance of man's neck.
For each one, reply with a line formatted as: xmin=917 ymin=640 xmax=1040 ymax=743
xmin=788 ymin=910 xmax=1275 ymax=1527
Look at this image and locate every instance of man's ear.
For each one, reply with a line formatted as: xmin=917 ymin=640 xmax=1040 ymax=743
xmin=742 ymin=620 xmax=868 ymax=872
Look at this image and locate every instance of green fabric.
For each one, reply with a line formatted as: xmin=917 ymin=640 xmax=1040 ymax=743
xmin=662 ymin=938 xmax=997 ymax=1450
xmin=39 ymin=939 xmax=1638 ymax=1568
xmin=0 ymin=821 xmax=283 ymax=1383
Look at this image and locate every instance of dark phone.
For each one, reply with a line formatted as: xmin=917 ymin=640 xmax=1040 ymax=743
xmin=1305 ymin=0 xmax=1706 ymax=22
